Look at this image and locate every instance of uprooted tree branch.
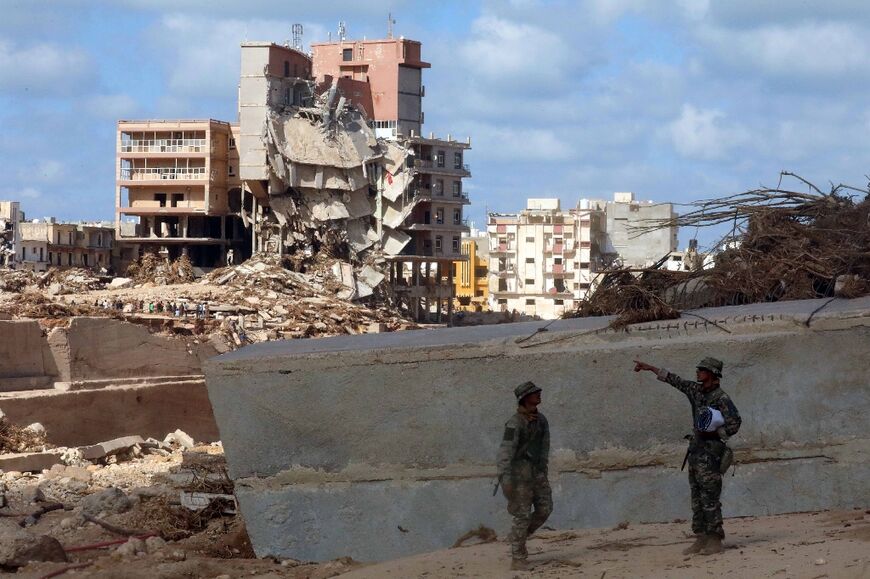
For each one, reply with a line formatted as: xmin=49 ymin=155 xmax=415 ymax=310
xmin=566 ymin=172 xmax=870 ymax=328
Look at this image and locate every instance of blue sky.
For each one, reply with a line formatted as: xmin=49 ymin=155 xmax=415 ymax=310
xmin=3 ymin=0 xmax=870 ymax=250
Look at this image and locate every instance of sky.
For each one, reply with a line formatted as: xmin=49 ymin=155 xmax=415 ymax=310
xmin=3 ymin=0 xmax=870 ymax=250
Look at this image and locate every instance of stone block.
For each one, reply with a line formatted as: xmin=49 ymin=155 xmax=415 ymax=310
xmin=0 ymin=452 xmax=63 ymax=473
xmin=78 ymin=435 xmax=145 ymax=461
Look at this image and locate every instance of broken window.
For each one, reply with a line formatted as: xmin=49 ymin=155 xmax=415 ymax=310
xmin=155 ymin=193 xmax=167 ymax=207
xmin=437 ymin=151 xmax=445 ymax=167
xmin=171 ymin=193 xmax=183 ymax=207
xmin=343 ymin=48 xmax=353 ymax=61
xmin=454 ymin=151 xmax=462 ymax=169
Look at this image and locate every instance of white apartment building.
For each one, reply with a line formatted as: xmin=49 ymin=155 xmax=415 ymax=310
xmin=487 ymin=199 xmax=604 ymax=319
xmin=487 ymin=194 xmax=677 ymax=319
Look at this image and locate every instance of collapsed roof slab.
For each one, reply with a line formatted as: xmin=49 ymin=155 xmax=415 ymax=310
xmin=206 ymin=296 xmax=870 ymax=561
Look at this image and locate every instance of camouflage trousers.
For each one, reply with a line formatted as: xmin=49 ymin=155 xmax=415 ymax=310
xmin=502 ymin=465 xmax=553 ymax=561
xmin=687 ymin=439 xmax=726 ymax=538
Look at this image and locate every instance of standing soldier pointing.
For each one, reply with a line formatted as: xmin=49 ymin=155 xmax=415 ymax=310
xmin=633 ymin=357 xmax=741 ymax=555
xmin=496 ymin=381 xmax=553 ymax=571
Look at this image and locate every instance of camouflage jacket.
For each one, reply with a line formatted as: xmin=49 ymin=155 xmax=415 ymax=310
xmin=656 ymin=369 xmax=742 ymax=438
xmin=496 ymin=406 xmax=550 ymax=481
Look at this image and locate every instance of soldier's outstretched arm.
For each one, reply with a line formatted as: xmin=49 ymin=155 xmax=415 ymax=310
xmin=634 ymin=360 xmax=696 ymax=395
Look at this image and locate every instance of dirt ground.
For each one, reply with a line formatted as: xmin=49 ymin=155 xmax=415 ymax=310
xmin=340 ymin=510 xmax=870 ymax=579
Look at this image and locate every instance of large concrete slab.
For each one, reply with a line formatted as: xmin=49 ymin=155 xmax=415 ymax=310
xmin=205 ymin=296 xmax=870 ymax=561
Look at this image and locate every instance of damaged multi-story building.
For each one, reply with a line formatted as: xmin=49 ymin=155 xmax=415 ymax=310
xmin=18 ymin=219 xmax=114 ymax=273
xmin=0 ymin=201 xmax=22 ymax=268
xmin=116 ymin=29 xmax=470 ymax=322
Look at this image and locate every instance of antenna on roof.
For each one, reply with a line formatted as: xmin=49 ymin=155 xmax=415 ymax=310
xmin=338 ymin=21 xmax=347 ymax=41
xmin=292 ymin=23 xmax=303 ymax=50
xmin=387 ymin=12 xmax=396 ymax=38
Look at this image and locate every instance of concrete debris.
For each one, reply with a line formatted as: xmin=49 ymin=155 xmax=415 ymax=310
xmin=79 ymin=435 xmax=146 ymax=461
xmin=179 ymin=491 xmax=238 ymax=514
xmin=163 ymin=429 xmax=195 ymax=450
xmin=0 ymin=520 xmax=67 ymax=568
xmin=126 ymin=252 xmax=195 ymax=285
xmin=0 ymin=451 xmax=63 ymax=473
xmin=0 ymin=415 xmax=48 ymax=454
xmin=81 ymin=486 xmax=133 ymax=516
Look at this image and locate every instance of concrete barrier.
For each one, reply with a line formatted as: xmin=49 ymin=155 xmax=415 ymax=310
xmin=0 ymin=320 xmax=57 ymax=391
xmin=206 ymin=297 xmax=870 ymax=562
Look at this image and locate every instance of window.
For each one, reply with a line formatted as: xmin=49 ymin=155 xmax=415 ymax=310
xmin=435 ymin=208 xmax=444 ymax=224
xmin=474 ymin=266 xmax=487 ymax=277
xmin=68 ymin=232 xmax=73 ymax=244
xmin=580 ymin=262 xmax=590 ymax=269
xmin=48 ymin=252 xmax=52 ymax=263
xmin=525 ymin=257 xmax=534 ymax=263
xmin=453 ymin=209 xmax=461 ymax=225
xmin=498 ymin=298 xmax=507 ymax=305
xmin=554 ymin=299 xmax=564 ymax=305
xmin=98 ymin=233 xmax=103 ymax=246
xmin=525 ymin=299 xmax=535 ymax=306
xmin=284 ymin=87 xmax=291 ymax=105
xmin=580 ymin=282 xmax=591 ymax=289
xmin=342 ymin=48 xmax=353 ymax=61
xmin=67 ymin=253 xmax=72 ymax=266
xmin=283 ymin=61 xmax=290 ymax=77
xmin=435 ymin=235 xmax=443 ymax=252
xmin=525 ymin=278 xmax=535 ymax=284
xmin=452 ymin=236 xmax=460 ymax=252
xmin=171 ymin=193 xmax=183 ymax=208
xmin=83 ymin=254 xmax=88 ymax=266
xmin=526 ymin=236 xmax=535 ymax=243
xmin=452 ymin=181 xmax=461 ymax=197
xmin=436 ymin=151 xmax=445 ymax=167
xmin=229 ymin=138 xmax=236 ymax=150
xmin=155 ymin=193 xmax=167 ymax=207
xmin=435 ymin=179 xmax=444 ymax=195
xmin=228 ymin=165 xmax=236 ymax=176
xmin=454 ymin=151 xmax=462 ymax=169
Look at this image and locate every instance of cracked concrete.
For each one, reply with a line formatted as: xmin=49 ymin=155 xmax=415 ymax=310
xmin=205 ymin=296 xmax=870 ymax=561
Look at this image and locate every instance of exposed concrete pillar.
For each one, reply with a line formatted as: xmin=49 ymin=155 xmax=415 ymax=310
xmin=251 ymin=196 xmax=258 ymax=254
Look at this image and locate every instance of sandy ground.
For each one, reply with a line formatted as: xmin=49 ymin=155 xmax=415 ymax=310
xmin=341 ymin=510 xmax=870 ymax=579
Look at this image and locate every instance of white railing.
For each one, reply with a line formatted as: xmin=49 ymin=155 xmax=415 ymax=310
xmin=120 ymin=167 xmax=207 ymax=180
xmin=120 ymin=139 xmax=207 ymax=153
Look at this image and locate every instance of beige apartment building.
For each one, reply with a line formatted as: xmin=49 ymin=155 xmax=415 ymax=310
xmin=18 ymin=220 xmax=114 ymax=273
xmin=488 ymin=194 xmax=677 ymax=319
xmin=488 ymin=199 xmax=604 ymax=319
xmin=114 ymin=119 xmax=246 ymax=270
xmin=1 ymin=201 xmax=22 ymax=267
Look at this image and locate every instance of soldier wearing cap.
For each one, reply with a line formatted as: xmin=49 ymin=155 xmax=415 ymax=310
xmin=496 ymin=381 xmax=553 ymax=571
xmin=633 ymin=357 xmax=741 ymax=555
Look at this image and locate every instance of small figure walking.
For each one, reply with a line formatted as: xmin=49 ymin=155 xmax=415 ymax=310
xmin=496 ymin=381 xmax=553 ymax=571
xmin=633 ymin=357 xmax=741 ymax=555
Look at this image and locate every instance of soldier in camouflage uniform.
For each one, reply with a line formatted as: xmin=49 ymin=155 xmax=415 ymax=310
xmin=496 ymin=381 xmax=553 ymax=571
xmin=633 ymin=357 xmax=741 ymax=555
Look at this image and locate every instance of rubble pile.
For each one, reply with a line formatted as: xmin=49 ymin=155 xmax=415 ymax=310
xmin=36 ymin=267 xmax=107 ymax=295
xmin=203 ymin=254 xmax=416 ymax=345
xmin=0 ymin=415 xmax=48 ymax=454
xmin=568 ymin=174 xmax=870 ymax=327
xmin=0 ymin=269 xmax=35 ymax=293
xmin=0 ymin=292 xmax=103 ymax=319
xmin=125 ymin=253 xmax=195 ymax=285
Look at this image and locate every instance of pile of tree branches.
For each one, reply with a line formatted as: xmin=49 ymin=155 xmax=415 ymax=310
xmin=567 ymin=172 xmax=870 ymax=327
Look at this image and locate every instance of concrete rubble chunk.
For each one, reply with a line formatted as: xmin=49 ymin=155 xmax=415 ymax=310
xmin=0 ymin=452 xmax=63 ymax=473
xmin=82 ymin=486 xmax=132 ymax=516
xmin=78 ymin=435 xmax=145 ymax=461
xmin=108 ymin=277 xmax=133 ymax=289
xmin=164 ymin=429 xmax=195 ymax=450
xmin=0 ymin=521 xmax=67 ymax=567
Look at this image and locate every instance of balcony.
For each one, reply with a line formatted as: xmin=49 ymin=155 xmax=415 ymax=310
xmin=489 ymin=243 xmax=515 ymax=255
xmin=119 ymin=167 xmax=209 ymax=181
xmin=120 ymin=139 xmax=208 ymax=154
xmin=544 ymin=264 xmax=573 ymax=278
xmin=413 ymin=158 xmax=471 ymax=177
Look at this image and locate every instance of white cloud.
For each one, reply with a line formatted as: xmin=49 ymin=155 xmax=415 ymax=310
xmin=0 ymin=39 xmax=95 ymax=95
xmin=666 ymin=104 xmax=750 ymax=161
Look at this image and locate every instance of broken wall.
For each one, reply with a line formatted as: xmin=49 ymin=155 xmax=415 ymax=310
xmin=206 ymin=296 xmax=870 ymax=561
xmin=0 ymin=320 xmax=57 ymax=391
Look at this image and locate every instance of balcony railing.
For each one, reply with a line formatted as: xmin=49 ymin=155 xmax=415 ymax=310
xmin=120 ymin=167 xmax=208 ymax=180
xmin=120 ymin=139 xmax=207 ymax=153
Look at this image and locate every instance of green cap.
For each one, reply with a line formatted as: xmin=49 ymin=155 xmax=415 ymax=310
xmin=514 ymin=381 xmax=542 ymax=400
xmin=697 ymin=357 xmax=723 ymax=377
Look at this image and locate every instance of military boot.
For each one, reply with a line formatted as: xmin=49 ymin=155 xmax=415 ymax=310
xmin=682 ymin=534 xmax=707 ymax=555
xmin=699 ymin=535 xmax=723 ymax=555
xmin=510 ymin=558 xmax=529 ymax=571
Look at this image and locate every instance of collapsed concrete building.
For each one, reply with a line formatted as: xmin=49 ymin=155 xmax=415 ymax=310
xmin=116 ymin=33 xmax=471 ymax=322
xmin=0 ymin=201 xmax=22 ymax=268
xmin=206 ymin=296 xmax=870 ymax=561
